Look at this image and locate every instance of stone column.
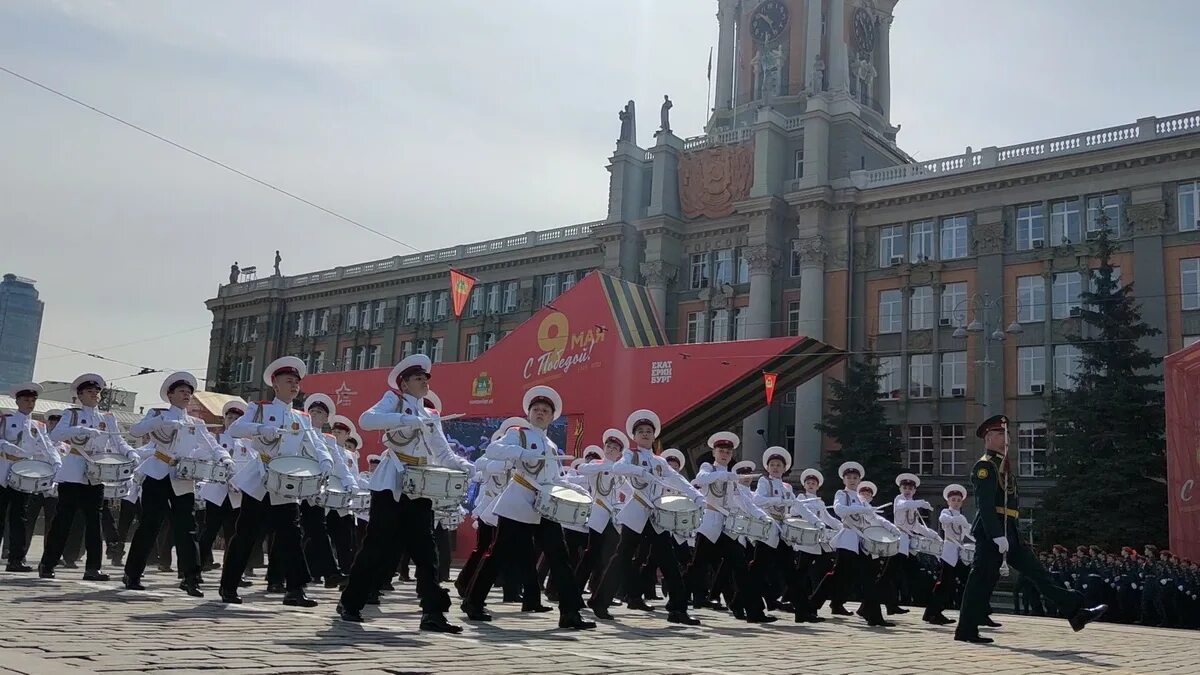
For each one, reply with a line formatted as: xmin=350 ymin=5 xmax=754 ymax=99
xmin=715 ymin=0 xmax=737 ymax=111
xmin=792 ymin=236 xmax=826 ymax=470
xmin=805 ymin=0 xmax=823 ymax=93
xmin=648 ymin=132 xmax=683 ymax=218
xmin=741 ymin=245 xmax=779 ymax=463
xmin=639 ymin=261 xmax=678 ymax=328
xmin=877 ymin=14 xmax=892 ymax=121
xmin=828 ymin=0 xmax=850 ymax=93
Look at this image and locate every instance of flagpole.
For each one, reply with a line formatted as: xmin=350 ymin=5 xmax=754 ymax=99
xmin=706 ymin=46 xmax=713 ymax=131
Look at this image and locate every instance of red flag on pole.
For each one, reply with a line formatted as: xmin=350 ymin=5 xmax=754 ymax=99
xmin=449 ymin=269 xmax=476 ymax=318
xmin=763 ymin=372 xmax=778 ymax=405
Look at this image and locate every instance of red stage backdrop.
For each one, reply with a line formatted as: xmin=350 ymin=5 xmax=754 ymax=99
xmin=1165 ymin=343 xmax=1200 ymax=562
xmin=304 ymin=272 xmax=844 ymax=471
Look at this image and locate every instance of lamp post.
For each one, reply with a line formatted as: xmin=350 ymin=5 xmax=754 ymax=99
xmin=952 ymin=293 xmax=1023 ymax=415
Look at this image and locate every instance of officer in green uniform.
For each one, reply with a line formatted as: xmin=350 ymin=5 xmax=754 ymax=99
xmin=954 ymin=415 xmax=1108 ymax=644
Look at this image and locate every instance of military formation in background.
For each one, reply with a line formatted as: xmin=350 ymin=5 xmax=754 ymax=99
xmin=0 ymin=364 xmax=1159 ymax=645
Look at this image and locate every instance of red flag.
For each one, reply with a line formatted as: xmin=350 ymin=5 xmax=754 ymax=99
xmin=449 ymin=269 xmax=476 ymax=318
xmin=763 ymin=372 xmax=778 ymax=405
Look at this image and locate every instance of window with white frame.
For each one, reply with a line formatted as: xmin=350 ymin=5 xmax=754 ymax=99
xmin=1182 ymin=258 xmax=1200 ymax=310
xmin=1053 ymin=344 xmax=1081 ymax=390
xmin=354 ymin=347 xmax=367 ymax=370
xmin=736 ymin=250 xmax=749 ymax=284
xmin=787 ymin=301 xmax=801 ymax=337
xmin=909 ymin=220 xmax=934 ymax=263
xmin=467 ymin=334 xmax=481 ymax=360
xmin=879 ymin=225 xmax=906 ymax=267
xmin=940 ymin=424 xmax=966 ymax=476
xmin=1050 ymin=198 xmax=1081 ymax=245
xmin=686 ymin=311 xmax=703 ymax=343
xmin=318 ymin=309 xmax=329 ymax=334
xmin=906 ymin=425 xmax=935 ymax=474
xmin=940 ymin=351 xmax=966 ymax=397
xmin=484 ymin=332 xmax=497 ymax=350
xmin=305 ymin=310 xmax=316 ymax=336
xmin=373 ymin=300 xmax=386 ymax=327
xmin=346 ymin=305 xmax=359 ymax=330
xmin=503 ymin=281 xmax=518 ymax=312
xmin=733 ymin=308 xmax=747 ymax=340
xmin=909 ymin=286 xmax=934 ymax=330
xmin=1016 ymin=203 xmax=1045 ymax=250
xmin=359 ymin=302 xmax=371 ymax=329
xmin=690 ymin=253 xmax=709 ymax=289
xmin=909 ymin=354 xmax=934 ymax=398
xmin=368 ymin=345 xmax=380 ymax=369
xmin=794 ymin=148 xmax=804 ymax=179
xmin=562 ymin=272 xmax=577 ymax=292
xmin=879 ymin=289 xmax=902 ymax=334
xmin=312 ymin=350 xmax=325 ymax=374
xmin=405 ymin=296 xmax=417 ymax=324
xmin=1180 ymin=181 xmax=1200 ymax=232
xmin=401 ymin=341 xmax=414 ymax=358
xmin=487 ymin=284 xmax=500 ymax=314
xmin=1017 ymin=275 xmax=1046 ymax=323
xmin=542 ymin=275 xmax=558 ymax=304
xmin=431 ymin=338 xmax=444 ymax=363
xmin=878 ymin=356 xmax=901 ymax=400
xmin=1052 ymin=271 xmax=1082 ymax=319
xmin=940 ymin=215 xmax=969 ymax=260
xmin=709 ymin=309 xmax=730 ymax=343
xmin=941 ymin=282 xmax=967 ymax=327
xmin=244 ymin=356 xmax=255 ymax=383
xmin=790 ymin=246 xmax=803 ymax=277
xmin=713 ymin=249 xmax=734 ymax=285
xmin=292 ymin=312 xmax=304 ymax=337
xmin=342 ymin=347 xmax=354 ymax=371
xmin=413 ymin=339 xmax=426 ymax=357
xmin=434 ymin=292 xmax=448 ymax=319
xmin=469 ymin=286 xmax=483 ymax=314
xmin=1018 ymin=346 xmax=1046 ymax=394
xmin=419 ymin=294 xmax=432 ymax=322
xmin=1087 ymin=193 xmax=1121 ymax=235
xmin=1018 ymin=422 xmax=1047 ymax=477
xmin=248 ymin=319 xmax=257 ymax=341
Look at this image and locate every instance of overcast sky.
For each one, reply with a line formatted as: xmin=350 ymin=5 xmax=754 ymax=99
xmin=3 ymin=0 xmax=1198 ymax=407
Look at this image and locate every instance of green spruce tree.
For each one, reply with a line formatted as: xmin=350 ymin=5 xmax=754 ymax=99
xmin=815 ymin=355 xmax=905 ymax=502
xmin=1037 ymin=226 xmax=1167 ymax=549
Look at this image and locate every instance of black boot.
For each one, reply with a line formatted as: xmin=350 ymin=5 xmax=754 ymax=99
xmin=667 ymin=611 xmax=701 ymax=625
xmin=283 ymin=590 xmax=318 ymax=608
xmin=461 ymin=602 xmax=492 ymax=621
xmin=219 ymin=587 xmax=242 ymax=604
xmin=1069 ymin=604 xmax=1108 ymax=632
xmin=82 ymin=570 xmax=110 ymax=582
xmin=180 ymin=579 xmax=204 ymax=598
xmin=122 ymin=575 xmax=146 ymax=591
xmin=420 ymin=612 xmax=463 ymax=633
xmin=558 ymin=612 xmax=596 ymax=630
xmin=336 ymin=603 xmax=364 ymax=622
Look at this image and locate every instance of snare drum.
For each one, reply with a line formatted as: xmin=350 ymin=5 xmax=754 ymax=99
xmin=402 ymin=466 xmax=468 ymax=502
xmin=351 ymin=491 xmax=372 ymax=512
xmin=6 ymin=459 xmax=56 ymax=494
xmin=780 ymin=518 xmax=823 ymax=547
xmin=174 ymin=457 xmax=229 ymax=483
xmin=534 ymin=484 xmax=592 ymax=526
xmin=316 ymin=488 xmax=354 ymax=509
xmin=264 ymin=456 xmax=324 ymax=500
xmin=103 ymin=481 xmax=131 ymax=500
xmin=960 ymin=542 xmax=976 ymax=566
xmin=722 ymin=512 xmax=774 ymax=541
xmin=435 ymin=509 xmax=464 ymax=531
xmin=652 ymin=495 xmax=703 ymax=535
xmin=911 ymin=535 xmax=944 ymax=557
xmin=86 ymin=454 xmax=135 ymax=483
xmin=861 ymin=526 xmax=900 ymax=558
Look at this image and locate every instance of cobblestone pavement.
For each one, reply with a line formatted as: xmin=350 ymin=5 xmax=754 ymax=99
xmin=0 ymin=538 xmax=1195 ymax=674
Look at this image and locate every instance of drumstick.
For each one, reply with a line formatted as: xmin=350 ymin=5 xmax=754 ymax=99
xmin=438 ymin=413 xmax=465 ymax=421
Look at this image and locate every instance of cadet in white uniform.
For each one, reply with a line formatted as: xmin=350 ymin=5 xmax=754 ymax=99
xmin=588 ymin=410 xmax=704 ymax=625
xmin=337 ymin=355 xmax=472 ymax=633
xmin=40 ymin=373 xmax=139 ymax=581
xmin=460 ymin=385 xmax=595 ymax=630
xmin=294 ymin=393 xmax=353 ymax=588
xmin=852 ymin=480 xmax=903 ymax=627
xmin=124 ymin=372 xmax=232 ymax=595
xmin=752 ymin=447 xmax=796 ymax=611
xmin=924 ymin=483 xmax=971 ymax=625
xmin=220 ymin=356 xmax=332 ymax=607
xmin=197 ymin=400 xmax=251 ymax=571
xmin=19 ymin=408 xmax=67 ymax=564
xmin=572 ymin=431 xmax=626 ymax=594
xmin=324 ymin=414 xmax=361 ymax=581
xmin=887 ymin=472 xmax=940 ymax=615
xmin=1 ymin=383 xmax=61 ymax=572
xmin=455 ymin=416 xmax=525 ymax=601
xmin=808 ymin=461 xmax=870 ymax=618
xmin=786 ymin=468 xmax=838 ymax=623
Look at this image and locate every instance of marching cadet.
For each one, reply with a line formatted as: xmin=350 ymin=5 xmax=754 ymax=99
xmin=787 ymin=468 xmax=838 ymax=623
xmin=324 ymin=414 xmax=361 ymax=582
xmin=337 ymin=355 xmax=474 ymax=633
xmin=752 ymin=447 xmax=797 ymax=611
xmin=923 ymin=483 xmax=971 ymax=625
xmin=297 ymin=393 xmax=354 ymax=588
xmin=198 ymin=400 xmax=251 ymax=572
xmin=41 ymin=373 xmax=140 ymax=581
xmin=460 ymin=385 xmax=595 ymax=630
xmin=887 ymin=473 xmax=940 ymax=615
xmin=808 ymin=461 xmax=870 ymax=618
xmin=573 ymin=429 xmax=627 ymax=594
xmin=955 ymin=414 xmax=1108 ymax=643
xmin=220 ymin=356 xmax=332 ymax=608
xmin=124 ymin=372 xmax=232 ymax=596
xmin=455 ymin=417 xmax=525 ymax=600
xmin=1 ymin=383 xmax=62 ymax=572
xmin=587 ymin=410 xmax=705 ymax=625
xmin=853 ymin=480 xmax=902 ymax=627
xmin=22 ymin=409 xmax=66 ymax=562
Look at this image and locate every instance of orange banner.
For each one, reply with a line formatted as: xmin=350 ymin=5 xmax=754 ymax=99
xmin=449 ymin=269 xmax=476 ymax=319
xmin=763 ymin=371 xmax=778 ymax=405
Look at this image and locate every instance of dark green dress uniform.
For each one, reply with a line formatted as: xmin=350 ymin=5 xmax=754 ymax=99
xmin=954 ymin=415 xmax=1106 ymax=643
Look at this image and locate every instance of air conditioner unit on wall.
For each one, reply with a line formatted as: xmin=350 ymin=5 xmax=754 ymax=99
xmin=951 ymin=386 xmax=966 ymax=398
xmin=939 ymin=317 xmax=952 ymax=327
xmin=890 ymin=256 xmax=905 ymax=267
xmin=1032 ymin=239 xmax=1045 ymax=249
xmin=1030 ymin=383 xmax=1045 ymax=394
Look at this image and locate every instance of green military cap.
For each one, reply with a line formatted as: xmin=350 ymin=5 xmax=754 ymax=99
xmin=976 ymin=414 xmax=1008 ymax=439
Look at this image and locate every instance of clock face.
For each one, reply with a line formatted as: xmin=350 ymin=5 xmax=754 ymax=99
xmin=750 ymin=0 xmax=790 ymax=43
xmin=854 ymin=8 xmax=876 ymax=52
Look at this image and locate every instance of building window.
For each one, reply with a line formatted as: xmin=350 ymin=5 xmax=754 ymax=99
xmin=940 ymin=215 xmax=969 ymax=260
xmin=1185 ymin=335 xmax=1200 ymax=348
xmin=1087 ymin=193 xmax=1121 ymax=235
xmin=879 ymin=225 xmax=906 ymax=267
xmin=358 ymin=303 xmax=371 ymax=329
xmin=503 ymin=281 xmax=518 ymax=312
xmin=1050 ymin=198 xmax=1081 ymax=245
xmin=292 ymin=312 xmax=304 ymax=337
xmin=305 ymin=310 xmax=317 ymax=336
xmin=709 ymin=309 xmax=729 ymax=343
xmin=317 ymin=309 xmax=329 ymax=334
xmin=733 ymin=308 xmax=747 ymax=340
xmin=401 ymin=341 xmax=414 ymax=358
xmin=373 ymin=300 xmax=387 ymax=327
xmin=469 ymin=286 xmax=484 ymax=315
xmin=793 ymin=148 xmax=804 ymax=179
xmin=787 ymin=301 xmax=801 ymax=337
xmin=1180 ymin=181 xmax=1200 ymax=232
xmin=941 ymin=282 xmax=967 ymax=327
xmin=909 ymin=354 xmax=933 ymax=399
xmin=1053 ymin=344 xmax=1081 ymax=390
xmin=686 ymin=312 xmax=702 ymax=343
xmin=1017 ymin=422 xmax=1047 ymax=477
xmin=467 ymin=334 xmax=481 ymax=360
xmin=1017 ymin=346 xmax=1046 ymax=395
xmin=789 ymin=246 xmax=803 ymax=277
xmin=1182 ymin=259 xmax=1200 ymax=310
xmin=484 ymin=332 xmax=497 ymax=350
xmin=879 ymin=289 xmax=902 ymax=334
xmin=909 ymin=286 xmax=934 ymax=330
xmin=1052 ymin=271 xmax=1082 ymax=319
xmin=419 ymin=294 xmax=432 ymax=322
xmin=909 ymin=220 xmax=934 ymax=263
xmin=785 ymin=424 xmax=796 ymax=450
xmin=342 ymin=347 xmax=354 ymax=371
xmin=486 ymin=284 xmax=500 ymax=314
xmin=1017 ymin=275 xmax=1046 ymax=323
xmin=434 ymin=292 xmax=448 ymax=319
xmin=878 ymin=356 xmax=901 ymax=400
xmin=940 ymin=424 xmax=966 ymax=476
xmin=736 ymin=250 xmax=750 ymax=284
xmin=713 ymin=249 xmax=734 ymax=285
xmin=542 ymin=275 xmax=559 ymax=304
xmin=346 ymin=306 xmax=359 ymax=330
xmin=367 ymin=345 xmax=380 ymax=369
xmin=405 ymin=296 xmax=417 ymax=324
xmin=690 ymin=253 xmax=710 ymax=289
xmin=940 ymin=351 xmax=966 ymax=397
xmin=906 ymin=425 xmax=935 ymax=474
xmin=353 ymin=347 xmax=366 ymax=370
xmin=561 ymin=272 xmax=577 ymax=292
xmin=1016 ymin=203 xmax=1045 ymax=250
xmin=431 ymin=338 xmax=444 ymax=363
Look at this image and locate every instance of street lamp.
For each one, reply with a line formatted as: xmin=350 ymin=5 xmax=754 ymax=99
xmin=952 ymin=293 xmax=1022 ymax=414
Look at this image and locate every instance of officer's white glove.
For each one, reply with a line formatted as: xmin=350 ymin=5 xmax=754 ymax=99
xmin=257 ymin=425 xmax=280 ymax=442
xmin=993 ymin=536 xmax=1010 ymax=555
xmin=519 ymin=448 xmax=544 ymax=461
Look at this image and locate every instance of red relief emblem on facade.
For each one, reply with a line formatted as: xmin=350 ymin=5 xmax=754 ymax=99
xmin=678 ymin=143 xmax=754 ymax=220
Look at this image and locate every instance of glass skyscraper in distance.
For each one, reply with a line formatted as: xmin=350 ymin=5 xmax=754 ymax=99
xmin=0 ymin=273 xmax=44 ymax=391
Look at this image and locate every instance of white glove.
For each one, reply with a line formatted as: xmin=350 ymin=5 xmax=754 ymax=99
xmin=257 ymin=425 xmax=280 ymax=442
xmin=918 ymin=500 xmax=932 ymax=509
xmin=693 ymin=495 xmax=706 ymax=508
xmin=519 ymin=448 xmax=544 ymax=461
xmin=993 ymin=536 xmax=1010 ymax=555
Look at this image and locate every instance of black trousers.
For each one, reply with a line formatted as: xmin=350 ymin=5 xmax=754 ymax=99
xmin=23 ymin=494 xmax=56 ymax=550
xmin=751 ymin=541 xmax=792 ymax=605
xmin=465 ymin=515 xmax=582 ymax=616
xmin=199 ymin=497 xmax=237 ymax=567
xmin=41 ymin=483 xmax=105 ymax=571
xmin=326 ymin=511 xmax=356 ymax=575
xmin=0 ymin=487 xmax=29 ymax=565
xmin=574 ymin=522 xmax=618 ymax=592
xmin=687 ymin=533 xmax=766 ymax=617
xmin=810 ymin=548 xmax=880 ymax=616
xmin=340 ymin=491 xmax=449 ymax=614
xmin=958 ymin=533 xmax=1083 ymax=636
xmin=115 ymin=501 xmax=138 ymax=544
xmin=592 ymin=526 xmax=688 ymax=613
xmin=925 ymin=559 xmax=969 ymax=618
xmin=220 ymin=495 xmax=308 ymax=593
xmin=124 ymin=476 xmax=201 ymax=581
xmin=457 ymin=520 xmax=495 ymax=593
xmin=787 ymin=550 xmax=821 ymax=612
xmin=436 ymin=525 xmax=452 ymax=582
xmin=300 ymin=501 xmax=339 ymax=579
